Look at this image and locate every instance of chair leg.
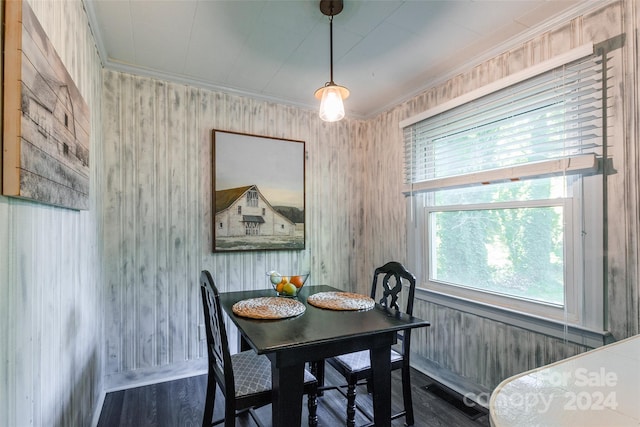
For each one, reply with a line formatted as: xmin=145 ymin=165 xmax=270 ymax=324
xmin=310 ymin=360 xmax=325 ymax=396
xmin=224 ymin=399 xmax=235 ymax=427
xmin=401 ymin=367 xmax=414 ymax=426
xmin=346 ymin=380 xmax=357 ymax=427
xmin=202 ymin=379 xmax=216 ymax=427
xmin=308 ymin=388 xmax=318 ymax=427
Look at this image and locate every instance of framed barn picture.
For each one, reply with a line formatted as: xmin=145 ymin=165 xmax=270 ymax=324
xmin=212 ymin=130 xmax=305 ymax=252
xmin=2 ymin=0 xmax=90 ymax=210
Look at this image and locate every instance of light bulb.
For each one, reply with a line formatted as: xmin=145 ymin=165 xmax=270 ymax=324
xmin=316 ymin=84 xmax=349 ymax=122
xmin=319 ymin=87 xmax=344 ymax=122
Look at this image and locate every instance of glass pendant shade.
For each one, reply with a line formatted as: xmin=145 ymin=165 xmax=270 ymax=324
xmin=315 ymin=1 xmax=348 ymax=122
xmin=315 ymin=84 xmax=349 ymax=122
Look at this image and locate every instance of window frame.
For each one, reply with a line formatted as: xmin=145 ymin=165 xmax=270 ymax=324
xmin=406 ymin=147 xmax=605 ymax=347
xmin=401 ymin=44 xmax=608 ymax=344
xmin=422 ymin=181 xmax=581 ymax=324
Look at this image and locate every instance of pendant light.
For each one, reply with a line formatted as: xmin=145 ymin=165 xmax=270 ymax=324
xmin=314 ymin=0 xmax=349 ymax=122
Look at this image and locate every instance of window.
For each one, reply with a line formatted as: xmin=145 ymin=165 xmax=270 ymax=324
xmin=247 ymin=190 xmax=258 ymax=207
xmin=237 ymin=206 xmax=242 ymax=215
xmin=403 ymin=45 xmax=604 ymax=330
xmin=431 ymin=184 xmax=566 ymax=306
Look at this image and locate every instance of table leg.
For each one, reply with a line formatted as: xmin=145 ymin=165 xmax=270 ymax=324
xmin=271 ymin=360 xmax=305 ymax=427
xmin=370 ymin=345 xmax=392 ymax=427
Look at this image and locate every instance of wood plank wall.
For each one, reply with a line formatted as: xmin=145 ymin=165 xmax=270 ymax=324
xmin=101 ymin=0 xmax=639 ymax=396
xmin=0 ymin=0 xmax=104 ymax=426
xmin=377 ymin=0 xmax=640 ymax=391
xmin=101 ymin=75 xmax=379 ymax=378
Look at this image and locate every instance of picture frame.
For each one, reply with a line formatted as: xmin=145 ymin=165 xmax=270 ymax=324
xmin=212 ymin=130 xmax=305 ymax=252
xmin=2 ymin=0 xmax=90 ymax=210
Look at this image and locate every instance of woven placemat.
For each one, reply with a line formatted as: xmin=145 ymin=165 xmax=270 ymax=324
xmin=232 ymin=297 xmax=306 ymax=319
xmin=307 ymin=291 xmax=375 ymax=311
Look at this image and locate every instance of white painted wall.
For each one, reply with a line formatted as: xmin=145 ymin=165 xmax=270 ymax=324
xmin=0 ymin=0 xmax=104 ymax=426
xmin=101 ymin=73 xmax=372 ymax=379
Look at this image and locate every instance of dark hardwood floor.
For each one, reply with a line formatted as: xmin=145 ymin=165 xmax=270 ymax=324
xmin=97 ymin=364 xmax=491 ymax=427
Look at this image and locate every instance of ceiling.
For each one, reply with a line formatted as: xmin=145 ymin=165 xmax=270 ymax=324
xmin=84 ymin=0 xmax=604 ymax=119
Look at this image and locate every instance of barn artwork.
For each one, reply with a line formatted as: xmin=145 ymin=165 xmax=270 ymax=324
xmin=213 ymin=130 xmax=305 ymax=252
xmin=2 ymin=0 xmax=90 ymax=210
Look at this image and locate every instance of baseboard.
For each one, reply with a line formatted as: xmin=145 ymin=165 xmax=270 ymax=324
xmin=411 ymin=354 xmax=492 ymax=410
xmin=423 ymin=383 xmax=487 ymax=419
xmin=103 ymin=358 xmax=208 ymax=392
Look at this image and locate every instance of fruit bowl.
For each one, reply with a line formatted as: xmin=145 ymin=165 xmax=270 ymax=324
xmin=267 ymin=271 xmax=309 ymax=297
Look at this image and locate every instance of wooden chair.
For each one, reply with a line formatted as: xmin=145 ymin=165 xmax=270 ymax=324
xmin=323 ymin=261 xmax=418 ymax=426
xmin=200 ymin=270 xmax=318 ymax=427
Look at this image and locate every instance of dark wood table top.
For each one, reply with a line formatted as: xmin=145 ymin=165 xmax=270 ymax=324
xmin=218 ymin=284 xmax=430 ymax=355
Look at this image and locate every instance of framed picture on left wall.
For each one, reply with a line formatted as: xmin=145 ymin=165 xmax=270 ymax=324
xmin=2 ymin=0 xmax=90 ymax=210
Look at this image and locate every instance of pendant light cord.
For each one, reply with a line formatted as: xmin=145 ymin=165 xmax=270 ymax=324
xmin=329 ymin=14 xmax=334 ymax=85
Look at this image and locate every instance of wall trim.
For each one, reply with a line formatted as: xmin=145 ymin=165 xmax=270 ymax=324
xmin=417 ymin=287 xmax=614 ymax=348
xmin=103 ymin=358 xmax=208 ymax=392
xmin=411 ymin=353 xmax=492 ymax=410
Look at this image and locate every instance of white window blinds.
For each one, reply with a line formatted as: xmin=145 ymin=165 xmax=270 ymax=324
xmin=403 ymin=46 xmax=603 ymax=193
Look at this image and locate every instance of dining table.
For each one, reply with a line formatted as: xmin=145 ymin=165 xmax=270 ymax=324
xmin=218 ymin=284 xmax=430 ymax=427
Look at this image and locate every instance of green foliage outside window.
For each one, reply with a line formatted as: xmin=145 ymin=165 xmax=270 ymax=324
xmin=430 ymin=179 xmax=565 ymax=305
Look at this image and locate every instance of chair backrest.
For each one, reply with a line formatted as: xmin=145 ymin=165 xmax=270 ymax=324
xmin=200 ymin=270 xmax=235 ymax=397
xmin=370 ymin=262 xmax=417 ymax=359
xmin=370 ymin=261 xmax=417 ymax=316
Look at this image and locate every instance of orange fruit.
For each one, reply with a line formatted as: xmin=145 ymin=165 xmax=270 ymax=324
xmin=276 ymin=282 xmax=285 ymax=292
xmin=290 ymin=275 xmax=304 ymax=288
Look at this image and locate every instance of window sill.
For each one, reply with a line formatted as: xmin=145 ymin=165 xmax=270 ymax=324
xmin=416 ymin=287 xmax=613 ymax=349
